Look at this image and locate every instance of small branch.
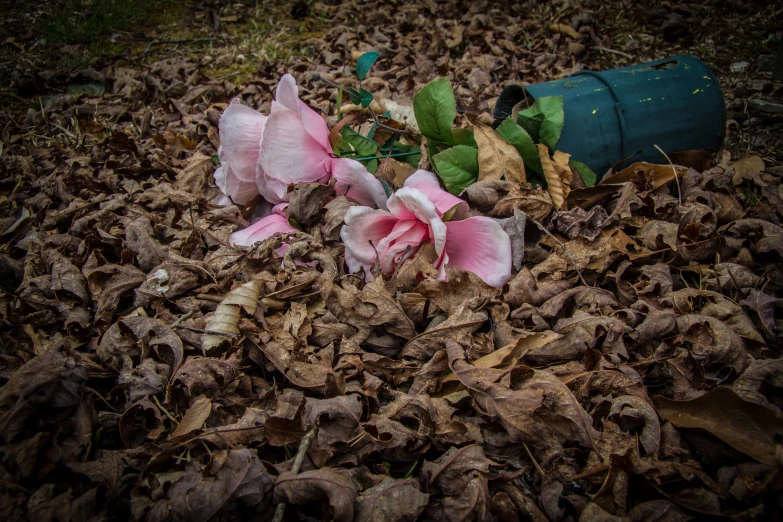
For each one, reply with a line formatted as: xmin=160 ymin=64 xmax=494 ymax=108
xmin=596 ymin=46 xmax=634 ymax=60
xmin=173 ymin=325 xmax=237 ymax=338
xmin=273 ymin=426 xmax=319 ymax=522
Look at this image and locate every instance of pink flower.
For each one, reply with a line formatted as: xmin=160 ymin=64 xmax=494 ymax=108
xmin=213 ymin=74 xmax=388 ymax=210
xmin=229 ymin=203 xmax=297 ymax=247
xmin=213 ymin=101 xmax=268 ymax=205
xmin=341 ymin=171 xmax=513 ymax=287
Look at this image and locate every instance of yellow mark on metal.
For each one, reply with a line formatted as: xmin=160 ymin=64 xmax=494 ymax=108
xmin=592 ymin=109 xmax=598 ymax=114
xmin=692 ymin=88 xmax=701 ymax=94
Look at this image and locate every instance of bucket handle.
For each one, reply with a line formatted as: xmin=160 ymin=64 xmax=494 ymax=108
xmin=570 ymin=70 xmax=629 ymax=160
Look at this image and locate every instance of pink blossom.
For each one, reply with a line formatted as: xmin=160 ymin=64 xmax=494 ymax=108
xmin=213 ymin=74 xmax=388 ymax=210
xmin=229 ymin=204 xmax=297 ymax=248
xmin=341 ymin=171 xmax=513 ymax=287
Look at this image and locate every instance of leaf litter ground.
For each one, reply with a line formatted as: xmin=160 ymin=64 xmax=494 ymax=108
xmin=1 ymin=0 xmax=783 ymax=521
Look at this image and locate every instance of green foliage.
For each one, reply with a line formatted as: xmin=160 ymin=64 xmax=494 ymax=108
xmin=451 ymin=128 xmax=476 ymax=147
xmin=355 ymin=51 xmax=381 ymax=81
xmin=432 ymin=145 xmax=478 ymax=195
xmin=516 ymin=96 xmax=564 ymax=150
xmin=337 ymin=127 xmax=379 ymax=173
xmin=345 ymin=87 xmax=374 ymax=108
xmin=495 ymin=118 xmax=542 ymax=174
xmin=569 ymin=160 xmax=597 ymax=187
xmin=413 ymin=77 xmax=456 ymax=145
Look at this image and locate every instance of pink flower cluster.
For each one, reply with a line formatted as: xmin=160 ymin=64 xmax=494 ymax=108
xmin=213 ymin=75 xmax=512 ymax=287
xmin=342 ymin=171 xmax=512 ymax=287
xmin=213 ymin=74 xmax=387 ymax=245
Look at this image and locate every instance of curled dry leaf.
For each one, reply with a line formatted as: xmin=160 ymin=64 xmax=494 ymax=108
xmin=273 ymin=468 xmax=358 ymax=522
xmin=202 ymin=280 xmax=261 ymax=352
xmin=538 ymin=145 xmax=572 ymax=210
xmin=355 ymin=477 xmax=429 ymax=522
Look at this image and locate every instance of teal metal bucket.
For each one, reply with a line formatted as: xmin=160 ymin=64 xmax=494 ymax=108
xmin=494 ymin=55 xmax=726 ymax=177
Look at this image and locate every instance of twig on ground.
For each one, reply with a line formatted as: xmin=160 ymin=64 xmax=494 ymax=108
xmin=596 ymin=46 xmax=634 ymax=59
xmin=272 ymin=426 xmax=319 ymax=522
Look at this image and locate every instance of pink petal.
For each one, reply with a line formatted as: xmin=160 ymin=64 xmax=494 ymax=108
xmin=444 ymin=217 xmax=512 ymax=287
xmin=258 ymin=110 xmax=331 ymax=184
xmin=375 ymin=219 xmax=429 ymax=273
xmin=255 ymin=168 xmax=289 ymax=204
xmin=275 ymin=74 xmax=300 ymax=113
xmin=404 ymin=170 xmax=467 ymax=219
xmin=214 ymin=165 xmax=259 ymax=205
xmin=387 ymin=187 xmax=448 ymax=267
xmin=299 ymin=101 xmax=333 ymax=153
xmin=273 ymin=74 xmax=332 ymax=153
xmin=229 ymin=213 xmax=298 ymax=247
xmin=341 ymin=207 xmax=399 ymax=276
xmin=330 ymin=158 xmax=389 ymax=209
xmin=217 ymin=100 xmax=267 ymax=183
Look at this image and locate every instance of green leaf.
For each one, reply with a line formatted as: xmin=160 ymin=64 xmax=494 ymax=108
xmin=359 ymin=88 xmax=373 ymax=108
xmin=569 ymin=160 xmax=597 ymax=187
xmin=495 ymin=118 xmax=542 ymax=174
xmin=413 ymin=77 xmax=456 ymax=145
xmin=432 ymin=145 xmax=478 ymax=194
xmin=517 ymin=96 xmax=564 ymax=149
xmin=337 ymin=127 xmax=379 ymax=173
xmin=451 ymin=128 xmax=476 ymax=147
xmin=356 ymin=51 xmax=381 ymax=81
xmin=345 ymin=87 xmax=361 ymax=105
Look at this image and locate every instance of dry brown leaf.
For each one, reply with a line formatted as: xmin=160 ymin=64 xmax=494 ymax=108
xmin=653 ymin=388 xmax=783 ymax=465
xmin=549 ymin=23 xmax=582 ymax=39
xmin=474 ymin=123 xmax=526 ymax=183
xmin=170 ymin=396 xmax=212 ymax=440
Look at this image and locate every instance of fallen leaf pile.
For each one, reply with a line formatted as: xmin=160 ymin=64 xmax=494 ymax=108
xmin=1 ymin=1 xmax=783 ymax=521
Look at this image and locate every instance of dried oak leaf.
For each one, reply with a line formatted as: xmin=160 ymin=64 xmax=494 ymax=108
xmin=134 ymin=255 xmax=214 ymax=308
xmin=260 ymin=314 xmax=337 ymax=391
xmin=125 ymin=216 xmax=169 ymax=272
xmin=675 ymin=314 xmax=748 ymax=380
xmin=322 ymin=196 xmax=354 ymax=242
xmin=171 ymin=355 xmax=240 ymax=402
xmin=550 ymin=206 xmax=608 ymax=240
xmin=653 ymin=387 xmax=783 ymax=466
xmin=202 ymin=280 xmax=261 ymax=352
xmin=138 ymin=449 xmax=273 ymax=522
xmin=265 ymin=389 xmax=306 ymax=446
xmin=740 ymin=289 xmax=781 ymax=337
xmin=401 ymin=298 xmax=488 ymax=360
xmin=0 ymin=349 xmax=87 ymax=443
xmin=289 ymin=181 xmax=335 ymax=227
xmin=303 ymin=394 xmax=363 ymax=446
xmin=462 ymin=180 xmax=554 ymax=221
xmin=97 ymin=316 xmax=183 ymax=376
xmin=82 ymin=251 xmax=146 ymax=323
xmin=445 ymin=342 xmax=596 ymax=455
xmin=607 ymin=395 xmax=660 ymax=456
xmin=732 ymin=358 xmax=783 ymax=413
xmin=421 ymin=444 xmax=494 ymax=495
xmin=321 ymin=276 xmax=416 ymax=342
xmin=505 ymin=268 xmax=575 ymax=308
xmin=415 ymin=267 xmax=501 ymax=315
xmin=273 ymin=468 xmax=357 ymax=522
xmin=355 ymin=477 xmax=429 ymax=522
